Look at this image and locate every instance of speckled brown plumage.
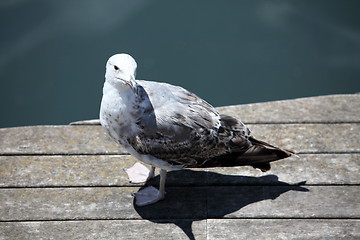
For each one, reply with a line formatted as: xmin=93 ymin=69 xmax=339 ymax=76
xmin=100 ymin=53 xmax=295 ymax=172
xmin=100 ymin=53 xmax=296 ymax=206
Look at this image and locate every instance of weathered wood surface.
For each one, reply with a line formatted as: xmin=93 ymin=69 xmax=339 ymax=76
xmin=1 ymin=154 xmax=359 ymax=187
xmin=1 ymin=124 xmax=359 ymax=155
xmin=0 ymin=94 xmax=359 ymax=240
xmin=217 ymin=93 xmax=360 ymax=123
xmin=1 ymin=186 xmax=358 ymax=221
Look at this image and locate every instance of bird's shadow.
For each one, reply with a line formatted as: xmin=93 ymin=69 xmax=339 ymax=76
xmin=134 ymin=169 xmax=308 ymax=240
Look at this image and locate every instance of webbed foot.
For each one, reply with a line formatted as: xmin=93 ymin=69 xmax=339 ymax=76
xmin=132 ymin=186 xmax=165 ymax=206
xmin=124 ymin=162 xmax=155 ymax=183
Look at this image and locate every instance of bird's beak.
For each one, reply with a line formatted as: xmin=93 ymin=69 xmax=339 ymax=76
xmin=126 ymin=75 xmax=139 ymax=95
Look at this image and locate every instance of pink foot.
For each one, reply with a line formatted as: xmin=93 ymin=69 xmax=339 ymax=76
xmin=124 ymin=162 xmax=154 ymax=183
xmin=132 ymin=186 xmax=165 ymax=206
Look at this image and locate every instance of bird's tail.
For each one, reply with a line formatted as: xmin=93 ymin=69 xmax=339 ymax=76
xmin=236 ymin=137 xmax=296 ymax=171
xmin=199 ymin=137 xmax=296 ymax=171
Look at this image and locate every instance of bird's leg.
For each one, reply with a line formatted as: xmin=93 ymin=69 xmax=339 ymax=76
xmin=158 ymin=169 xmax=167 ymax=198
xmin=124 ymin=162 xmax=155 ymax=183
xmin=148 ymin=166 xmax=155 ymax=179
xmin=133 ymin=169 xmax=167 ymax=206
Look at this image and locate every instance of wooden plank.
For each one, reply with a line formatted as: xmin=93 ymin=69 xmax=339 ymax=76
xmin=0 ymin=187 xmax=206 ymax=221
xmin=207 ymin=186 xmax=359 ymax=219
xmin=250 ymin=123 xmax=360 ymax=153
xmin=1 ymin=154 xmax=359 ymax=188
xmin=0 ymin=125 xmax=125 ymax=155
xmin=1 ymin=219 xmax=358 ymax=240
xmin=0 ymin=124 xmax=359 ymax=155
xmin=217 ymin=94 xmax=360 ymax=123
xmin=207 ymin=219 xmax=360 ymax=240
xmin=210 ymin=153 xmax=360 ymax=185
xmin=1 ymin=186 xmax=358 ymax=221
xmin=0 ymin=155 xmax=138 ymax=188
xmin=70 ymin=94 xmax=360 ymax=124
xmin=0 ymin=220 xmax=207 ymax=240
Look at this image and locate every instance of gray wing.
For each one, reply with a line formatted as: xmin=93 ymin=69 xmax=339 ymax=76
xmin=128 ymin=80 xmax=293 ymax=170
xmin=127 ymin=80 xmax=225 ymax=165
xmin=139 ymin=80 xmax=221 ymax=131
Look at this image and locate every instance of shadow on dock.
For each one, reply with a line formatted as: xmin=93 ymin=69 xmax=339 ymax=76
xmin=134 ymin=170 xmax=309 ymax=240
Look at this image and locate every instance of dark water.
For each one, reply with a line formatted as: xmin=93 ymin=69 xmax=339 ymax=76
xmin=1 ymin=0 xmax=360 ymax=128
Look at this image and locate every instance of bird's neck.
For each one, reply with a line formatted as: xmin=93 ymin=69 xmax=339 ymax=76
xmin=100 ymin=81 xmax=140 ymax=141
xmin=103 ymin=81 xmax=137 ymax=107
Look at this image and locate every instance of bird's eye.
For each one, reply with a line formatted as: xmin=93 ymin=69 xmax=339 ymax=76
xmin=114 ymin=65 xmax=119 ymax=71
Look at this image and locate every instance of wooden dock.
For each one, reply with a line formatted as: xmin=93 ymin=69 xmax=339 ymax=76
xmin=1 ymin=94 xmax=359 ymax=239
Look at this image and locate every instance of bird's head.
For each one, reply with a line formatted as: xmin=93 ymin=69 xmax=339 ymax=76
xmin=105 ymin=53 xmax=137 ymax=89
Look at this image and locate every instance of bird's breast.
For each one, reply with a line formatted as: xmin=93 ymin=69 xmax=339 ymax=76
xmin=100 ymin=83 xmax=139 ymax=143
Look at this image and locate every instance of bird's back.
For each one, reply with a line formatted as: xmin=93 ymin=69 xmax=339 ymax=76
xmin=124 ymin=80 xmax=294 ymax=171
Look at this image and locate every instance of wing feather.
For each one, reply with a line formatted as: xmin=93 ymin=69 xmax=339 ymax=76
xmin=137 ymin=80 xmax=221 ymax=136
xmin=126 ymin=80 xmax=225 ymax=164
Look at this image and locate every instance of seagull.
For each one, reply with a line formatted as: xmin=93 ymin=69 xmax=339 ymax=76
xmin=100 ymin=53 xmax=295 ymax=206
